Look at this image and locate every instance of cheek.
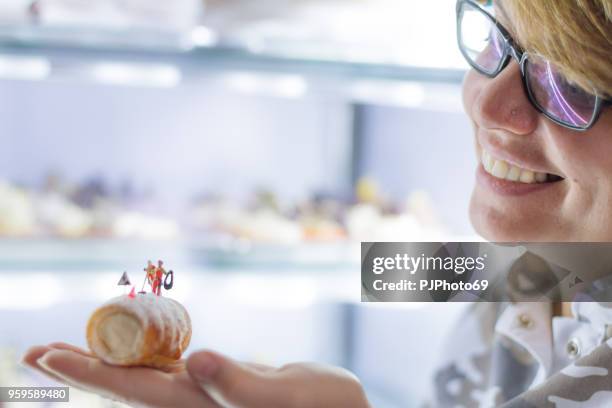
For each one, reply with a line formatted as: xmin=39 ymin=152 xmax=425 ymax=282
xmin=462 ymin=70 xmax=481 ymax=120
xmin=469 ymin=111 xmax=612 ymax=241
xmin=557 ymin=112 xmax=612 ymax=180
xmin=551 ymin=114 xmax=612 ymax=222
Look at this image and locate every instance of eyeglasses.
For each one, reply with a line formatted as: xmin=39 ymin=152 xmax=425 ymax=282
xmin=456 ymin=0 xmax=611 ymax=131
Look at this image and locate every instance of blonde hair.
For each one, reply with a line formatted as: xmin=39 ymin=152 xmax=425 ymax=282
xmin=506 ymin=0 xmax=612 ymax=97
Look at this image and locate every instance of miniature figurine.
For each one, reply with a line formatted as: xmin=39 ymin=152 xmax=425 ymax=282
xmin=130 ymin=260 xmax=175 ymax=296
xmin=117 ymin=271 xmax=134 ymax=297
xmin=140 ymin=261 xmax=155 ymax=294
xmin=142 ymin=260 xmax=169 ymax=296
xmin=117 ymin=271 xmax=131 ymax=286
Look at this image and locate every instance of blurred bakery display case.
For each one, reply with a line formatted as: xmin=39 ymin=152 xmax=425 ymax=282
xmin=0 ymin=174 xmax=449 ymax=269
xmin=0 ymin=173 xmax=177 ymax=239
xmin=0 ymin=3 xmax=474 ymax=407
xmin=187 ymin=179 xmax=450 ymax=267
xmin=0 ymin=0 xmax=474 ymax=264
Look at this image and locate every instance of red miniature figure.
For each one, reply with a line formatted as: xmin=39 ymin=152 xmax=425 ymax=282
xmin=154 ymin=260 xmax=167 ymax=296
xmin=144 ymin=260 xmax=167 ymax=296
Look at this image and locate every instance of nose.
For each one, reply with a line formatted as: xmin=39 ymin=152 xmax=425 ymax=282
xmin=472 ymin=60 xmax=539 ymax=135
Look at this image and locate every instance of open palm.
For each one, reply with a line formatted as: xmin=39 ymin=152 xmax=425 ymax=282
xmin=22 ymin=343 xmax=370 ymax=408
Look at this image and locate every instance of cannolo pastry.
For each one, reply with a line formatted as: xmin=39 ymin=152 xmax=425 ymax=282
xmin=86 ymin=293 xmax=191 ymax=368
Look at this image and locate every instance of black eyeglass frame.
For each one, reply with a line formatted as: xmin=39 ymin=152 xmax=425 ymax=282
xmin=456 ymin=0 xmax=611 ymax=131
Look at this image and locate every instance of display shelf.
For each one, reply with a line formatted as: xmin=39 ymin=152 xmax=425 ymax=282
xmin=0 ymin=238 xmax=186 ymax=271
xmin=0 ymin=238 xmax=359 ymax=272
xmin=0 ymin=24 xmax=467 ymax=84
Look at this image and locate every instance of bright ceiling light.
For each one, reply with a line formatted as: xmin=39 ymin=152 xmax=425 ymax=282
xmin=0 ymin=55 xmax=51 ymax=81
xmin=191 ymin=26 xmax=218 ymax=47
xmin=351 ymin=80 xmax=425 ymax=107
xmin=91 ymin=62 xmax=182 ymax=88
xmin=223 ymin=71 xmax=308 ymax=99
xmin=0 ymin=274 xmax=62 ymax=310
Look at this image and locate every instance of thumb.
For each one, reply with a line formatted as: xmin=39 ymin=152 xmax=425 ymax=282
xmin=186 ymin=351 xmax=290 ymax=408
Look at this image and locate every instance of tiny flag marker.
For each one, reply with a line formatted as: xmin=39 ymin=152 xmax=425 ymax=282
xmin=118 ymin=272 xmax=131 ymax=286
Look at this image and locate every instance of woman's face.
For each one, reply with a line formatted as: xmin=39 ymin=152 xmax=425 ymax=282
xmin=464 ymin=11 xmax=612 ymax=242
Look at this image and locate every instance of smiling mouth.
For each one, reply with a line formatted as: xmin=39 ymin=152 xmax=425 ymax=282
xmin=481 ymin=150 xmax=564 ymax=184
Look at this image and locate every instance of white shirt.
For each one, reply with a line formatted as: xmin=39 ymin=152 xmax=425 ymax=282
xmin=432 ymin=301 xmax=612 ymax=407
xmin=495 ymin=302 xmax=612 ymax=387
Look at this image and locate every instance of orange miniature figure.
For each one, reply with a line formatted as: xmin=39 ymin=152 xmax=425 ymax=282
xmin=145 ymin=260 xmax=167 ymax=296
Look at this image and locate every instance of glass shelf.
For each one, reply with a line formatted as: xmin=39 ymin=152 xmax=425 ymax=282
xmin=0 ymin=23 xmax=467 ymax=84
xmin=0 ymin=238 xmax=359 ymax=272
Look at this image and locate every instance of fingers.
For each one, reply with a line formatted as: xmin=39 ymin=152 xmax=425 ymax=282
xmin=22 ymin=345 xmax=98 ymax=392
xmin=242 ymin=362 xmax=275 ymax=373
xmin=25 ymin=348 xmax=218 ymax=408
xmin=22 ymin=343 xmax=97 ymax=383
xmin=46 ymin=343 xmax=182 ymax=373
xmin=186 ymin=352 xmax=371 ymax=408
xmin=23 ymin=345 xmax=370 ymax=408
xmin=186 ymin=351 xmax=295 ymax=408
xmin=47 ymin=342 xmax=94 ymax=357
xmin=21 ymin=345 xmax=70 ymax=384
xmin=22 ymin=345 xmax=52 ymax=368
xmin=278 ymin=363 xmax=371 ymax=408
xmin=40 ymin=349 xmax=218 ymax=408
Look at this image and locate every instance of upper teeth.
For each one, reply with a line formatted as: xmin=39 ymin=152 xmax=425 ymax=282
xmin=481 ymin=150 xmax=549 ymax=183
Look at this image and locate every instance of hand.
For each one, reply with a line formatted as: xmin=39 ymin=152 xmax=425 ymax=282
xmin=22 ymin=343 xmax=371 ymax=408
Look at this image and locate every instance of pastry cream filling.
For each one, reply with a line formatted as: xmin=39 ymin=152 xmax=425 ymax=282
xmin=97 ymin=313 xmax=143 ymax=361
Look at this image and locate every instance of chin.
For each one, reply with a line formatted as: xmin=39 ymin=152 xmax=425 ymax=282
xmin=469 ymin=193 xmax=565 ymax=242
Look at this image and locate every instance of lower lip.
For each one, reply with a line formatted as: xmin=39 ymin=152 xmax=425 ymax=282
xmin=476 ymin=165 xmax=562 ymax=196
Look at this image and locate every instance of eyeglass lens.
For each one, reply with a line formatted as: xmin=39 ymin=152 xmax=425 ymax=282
xmin=458 ymin=1 xmax=598 ymax=129
xmin=458 ymin=2 xmax=506 ymax=75
xmin=525 ymin=55 xmax=597 ymax=128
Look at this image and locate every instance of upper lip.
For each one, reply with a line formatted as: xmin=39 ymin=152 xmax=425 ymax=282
xmin=477 ymin=131 xmax=565 ymax=178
